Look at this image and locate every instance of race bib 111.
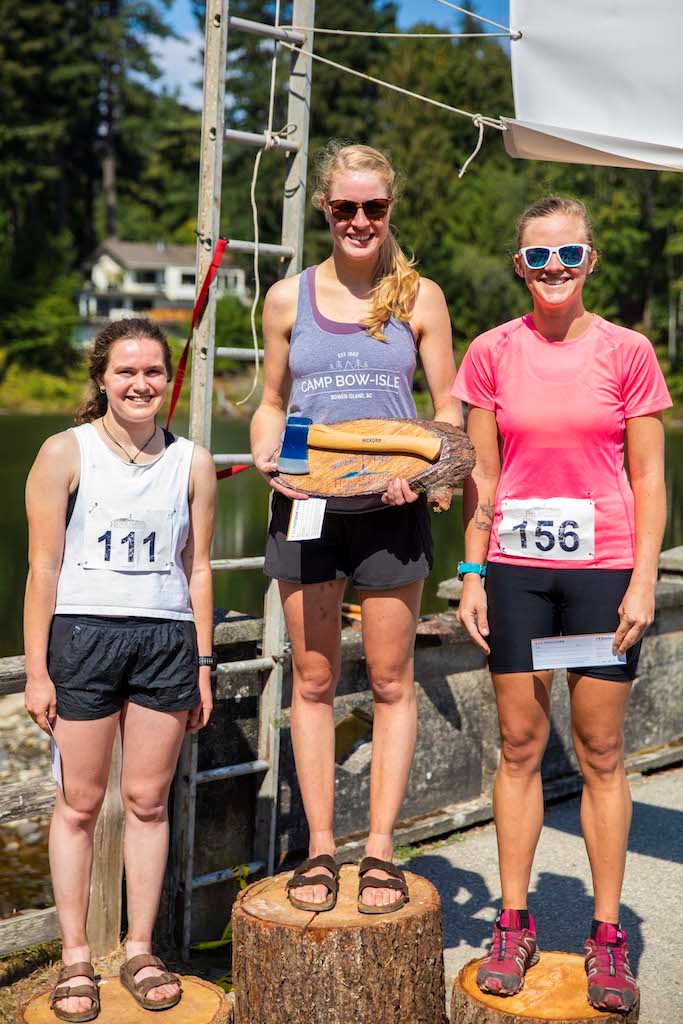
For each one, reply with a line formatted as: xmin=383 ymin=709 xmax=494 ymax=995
xmin=498 ymin=498 xmax=595 ymax=561
xmin=82 ymin=505 xmax=175 ymax=572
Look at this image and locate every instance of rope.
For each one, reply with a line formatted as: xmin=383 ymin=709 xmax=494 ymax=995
xmin=279 ymin=41 xmax=504 ymax=131
xmin=433 ymin=0 xmax=523 ymax=39
xmin=236 ymin=1 xmax=284 ymax=406
xmin=289 ymin=27 xmax=514 ymax=39
xmin=458 ymin=114 xmax=485 ymax=177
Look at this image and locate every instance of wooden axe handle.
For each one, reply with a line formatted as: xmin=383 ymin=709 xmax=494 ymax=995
xmin=308 ymin=424 xmax=441 ymax=462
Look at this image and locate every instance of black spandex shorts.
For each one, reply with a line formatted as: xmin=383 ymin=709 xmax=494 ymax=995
xmin=264 ymin=493 xmax=433 ymax=589
xmin=484 ymin=563 xmax=641 ymax=682
xmin=48 ymin=614 xmax=200 ymax=720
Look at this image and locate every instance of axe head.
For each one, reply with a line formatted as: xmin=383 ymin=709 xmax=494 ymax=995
xmin=278 ymin=416 xmax=312 ymax=474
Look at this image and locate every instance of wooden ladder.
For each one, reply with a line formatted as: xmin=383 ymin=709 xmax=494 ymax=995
xmin=168 ymin=0 xmax=316 ymax=959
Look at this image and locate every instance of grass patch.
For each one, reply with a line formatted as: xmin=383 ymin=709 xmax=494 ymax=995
xmin=394 ymin=831 xmax=464 ymax=862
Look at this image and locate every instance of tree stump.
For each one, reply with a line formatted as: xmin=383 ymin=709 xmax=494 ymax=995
xmin=451 ymin=953 xmax=639 ymax=1024
xmin=19 ymin=975 xmax=233 ymax=1024
xmin=231 ymin=864 xmax=447 ymax=1024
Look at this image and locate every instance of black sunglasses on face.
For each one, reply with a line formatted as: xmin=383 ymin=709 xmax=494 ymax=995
xmin=327 ymin=198 xmax=393 ymax=222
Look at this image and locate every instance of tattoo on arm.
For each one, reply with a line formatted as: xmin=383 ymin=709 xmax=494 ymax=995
xmin=474 ymin=498 xmax=494 ymax=532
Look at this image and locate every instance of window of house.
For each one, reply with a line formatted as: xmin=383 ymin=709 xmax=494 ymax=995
xmin=135 ymin=270 xmax=158 ymax=284
xmin=181 ymin=272 xmax=196 ymax=286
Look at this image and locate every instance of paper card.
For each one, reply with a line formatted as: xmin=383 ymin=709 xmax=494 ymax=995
xmin=531 ymin=633 xmax=627 ymax=671
xmin=286 ymin=498 xmax=327 ymax=541
xmin=45 ymin=719 xmax=64 ymax=791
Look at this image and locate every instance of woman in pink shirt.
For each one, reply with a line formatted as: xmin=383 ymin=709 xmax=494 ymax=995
xmin=452 ymin=196 xmax=671 ymax=1013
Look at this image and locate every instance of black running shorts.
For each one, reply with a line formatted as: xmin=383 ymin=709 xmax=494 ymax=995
xmin=484 ymin=563 xmax=641 ymax=681
xmin=264 ymin=493 xmax=433 ymax=589
xmin=48 ymin=614 xmax=200 ymax=720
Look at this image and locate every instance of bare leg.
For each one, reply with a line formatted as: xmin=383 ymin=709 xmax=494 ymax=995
xmin=569 ymin=674 xmax=633 ymax=923
xmin=49 ymin=713 xmax=120 ymax=1015
xmin=357 ymin=582 xmax=422 ymax=908
xmin=492 ymin=671 xmax=553 ymax=909
xmin=280 ymin=578 xmax=346 ymax=904
xmin=120 ymin=701 xmax=188 ymax=1002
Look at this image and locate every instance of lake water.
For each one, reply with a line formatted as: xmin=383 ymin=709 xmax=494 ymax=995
xmin=1 ymin=414 xmax=681 ymax=658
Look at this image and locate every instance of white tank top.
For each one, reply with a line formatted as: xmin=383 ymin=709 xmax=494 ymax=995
xmin=54 ymin=423 xmax=195 ymax=620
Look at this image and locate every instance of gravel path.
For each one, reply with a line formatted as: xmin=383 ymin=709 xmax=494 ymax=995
xmin=400 ymin=766 xmax=683 ymax=1024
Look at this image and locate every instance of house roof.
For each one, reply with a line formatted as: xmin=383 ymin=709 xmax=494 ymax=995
xmin=92 ymin=238 xmax=235 ymax=271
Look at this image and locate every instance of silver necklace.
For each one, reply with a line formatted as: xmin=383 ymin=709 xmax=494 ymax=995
xmin=102 ymin=419 xmax=158 ymax=463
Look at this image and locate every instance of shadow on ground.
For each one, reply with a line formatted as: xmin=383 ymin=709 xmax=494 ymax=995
xmin=404 ymin=853 xmax=644 ymax=974
xmin=546 ymin=797 xmax=683 ymax=865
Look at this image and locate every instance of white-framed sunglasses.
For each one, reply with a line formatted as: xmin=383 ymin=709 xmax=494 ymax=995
xmin=519 ymin=244 xmax=592 ymax=270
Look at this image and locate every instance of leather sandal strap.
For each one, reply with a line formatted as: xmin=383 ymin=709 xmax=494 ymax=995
xmin=359 ymin=856 xmax=406 ymax=882
xmin=287 ymin=873 xmax=339 ymax=896
xmin=125 ymin=953 xmax=165 ymax=976
xmin=50 ymin=982 xmax=98 ymax=1008
xmin=292 ymin=854 xmax=339 ymax=879
xmin=135 ymin=973 xmax=179 ymax=997
xmin=358 ymin=875 xmax=407 ymax=896
xmin=57 ymin=962 xmax=96 ymax=983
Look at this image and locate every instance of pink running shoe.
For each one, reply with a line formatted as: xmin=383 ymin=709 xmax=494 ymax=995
xmin=584 ymin=922 xmax=639 ymax=1013
xmin=477 ymin=909 xmax=540 ymax=996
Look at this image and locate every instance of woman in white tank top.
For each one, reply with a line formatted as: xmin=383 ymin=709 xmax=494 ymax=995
xmin=24 ymin=318 xmax=216 ymax=1020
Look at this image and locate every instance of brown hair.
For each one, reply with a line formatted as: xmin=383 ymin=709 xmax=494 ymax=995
xmin=516 ymin=195 xmax=595 ymax=251
xmin=74 ymin=317 xmax=172 ymax=424
xmin=311 ymin=142 xmax=420 ymax=341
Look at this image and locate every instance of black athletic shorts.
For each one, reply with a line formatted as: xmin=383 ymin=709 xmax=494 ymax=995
xmin=264 ymin=493 xmax=433 ymax=589
xmin=48 ymin=614 xmax=200 ymax=720
xmin=484 ymin=563 xmax=641 ymax=682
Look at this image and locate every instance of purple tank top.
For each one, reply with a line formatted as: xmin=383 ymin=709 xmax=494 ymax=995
xmin=288 ymin=266 xmax=418 ymax=424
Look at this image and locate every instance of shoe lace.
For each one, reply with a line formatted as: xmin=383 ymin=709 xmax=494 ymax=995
xmin=491 ymin=925 xmax=525 ymax=962
xmin=589 ymin=938 xmax=631 ymax=978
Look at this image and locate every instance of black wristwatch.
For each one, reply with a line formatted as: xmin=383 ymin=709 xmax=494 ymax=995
xmin=197 ymin=653 xmax=217 ymax=671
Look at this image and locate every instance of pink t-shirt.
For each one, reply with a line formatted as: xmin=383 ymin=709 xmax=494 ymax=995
xmin=452 ymin=314 xmax=672 ymax=569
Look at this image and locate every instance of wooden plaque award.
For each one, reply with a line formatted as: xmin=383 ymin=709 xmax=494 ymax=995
xmin=276 ymin=417 xmax=476 ymax=512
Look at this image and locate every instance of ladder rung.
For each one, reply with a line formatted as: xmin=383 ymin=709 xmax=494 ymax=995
xmin=196 ymin=759 xmax=270 ymax=784
xmin=210 ymin=556 xmax=265 ymax=572
xmin=226 ymin=239 xmax=294 ymax=258
xmin=213 ymin=454 xmax=254 ymax=466
xmin=216 ymin=347 xmax=265 ymax=360
xmin=228 ymin=16 xmax=305 ymax=45
xmin=191 ymin=861 xmax=265 ymax=890
xmin=217 ymin=657 xmax=275 ymax=677
xmin=225 ymin=128 xmax=300 ymax=154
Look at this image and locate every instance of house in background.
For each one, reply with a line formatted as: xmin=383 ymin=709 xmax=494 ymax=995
xmin=78 ymin=238 xmax=249 ymax=325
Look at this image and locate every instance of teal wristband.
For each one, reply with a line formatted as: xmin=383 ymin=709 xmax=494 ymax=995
xmin=457 ymin=561 xmax=487 ymax=581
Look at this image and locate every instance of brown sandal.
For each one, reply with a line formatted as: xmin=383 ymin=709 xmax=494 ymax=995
xmin=286 ymin=854 xmax=340 ymax=912
xmin=49 ymin=962 xmax=100 ymax=1022
xmin=120 ymin=954 xmax=182 ymax=1011
xmin=357 ymin=856 xmax=409 ymax=914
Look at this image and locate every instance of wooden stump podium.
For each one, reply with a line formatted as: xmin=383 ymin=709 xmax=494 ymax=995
xmin=231 ymin=864 xmax=447 ymax=1024
xmin=451 ymin=953 xmax=640 ymax=1024
xmin=19 ymin=975 xmax=233 ymax=1024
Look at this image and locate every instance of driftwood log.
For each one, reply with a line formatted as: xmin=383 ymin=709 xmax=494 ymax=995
xmin=277 ymin=418 xmax=476 ymax=512
xmin=451 ymin=953 xmax=639 ymax=1024
xmin=19 ymin=975 xmax=233 ymax=1024
xmin=231 ymin=864 xmax=447 ymax=1024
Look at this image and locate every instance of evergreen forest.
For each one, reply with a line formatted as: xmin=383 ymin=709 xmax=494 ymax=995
xmin=2 ymin=0 xmax=682 ymax=404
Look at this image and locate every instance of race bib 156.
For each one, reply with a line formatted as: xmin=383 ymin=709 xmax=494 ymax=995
xmin=498 ymin=498 xmax=595 ymax=561
xmin=82 ymin=505 xmax=175 ymax=572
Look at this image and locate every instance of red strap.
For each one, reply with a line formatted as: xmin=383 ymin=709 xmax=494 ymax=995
xmin=165 ymin=238 xmax=229 ymax=430
xmin=216 ymin=464 xmax=251 ymax=480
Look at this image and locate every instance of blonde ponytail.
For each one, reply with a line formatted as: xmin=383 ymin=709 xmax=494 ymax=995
xmin=362 ymin=229 xmax=420 ymax=341
xmin=312 ymin=142 xmax=420 ymax=341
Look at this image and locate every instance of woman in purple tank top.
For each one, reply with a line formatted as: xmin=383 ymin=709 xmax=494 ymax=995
xmin=251 ymin=143 xmax=462 ymax=913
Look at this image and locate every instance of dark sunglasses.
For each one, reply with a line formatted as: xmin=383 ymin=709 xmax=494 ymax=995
xmin=519 ymin=244 xmax=591 ymax=270
xmin=328 ymin=198 xmax=393 ymax=222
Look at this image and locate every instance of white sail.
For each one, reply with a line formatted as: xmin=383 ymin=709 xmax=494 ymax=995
xmin=504 ymin=0 xmax=683 ymax=172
